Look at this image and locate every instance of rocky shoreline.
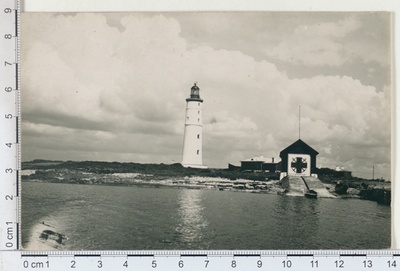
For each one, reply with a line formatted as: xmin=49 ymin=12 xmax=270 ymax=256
xmin=22 ymin=160 xmax=391 ymax=205
xmin=334 ymin=180 xmax=391 ymax=205
xmin=22 ymin=169 xmax=286 ymax=195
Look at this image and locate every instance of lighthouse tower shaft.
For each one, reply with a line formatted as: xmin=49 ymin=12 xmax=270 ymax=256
xmin=182 ymin=84 xmax=207 ymax=168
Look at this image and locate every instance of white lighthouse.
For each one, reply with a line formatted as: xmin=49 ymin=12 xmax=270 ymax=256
xmin=181 ymin=83 xmax=207 ymax=168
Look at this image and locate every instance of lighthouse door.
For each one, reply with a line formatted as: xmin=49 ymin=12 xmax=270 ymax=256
xmin=287 ymin=153 xmax=311 ymax=176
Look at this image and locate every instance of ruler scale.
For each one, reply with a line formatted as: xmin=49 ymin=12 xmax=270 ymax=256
xmin=0 ymin=0 xmax=398 ymax=270
xmin=1 ymin=250 xmax=400 ymax=270
xmin=0 ymin=0 xmax=20 ymax=256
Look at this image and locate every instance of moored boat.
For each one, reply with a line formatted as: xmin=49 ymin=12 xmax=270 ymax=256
xmin=305 ymin=189 xmax=318 ymax=198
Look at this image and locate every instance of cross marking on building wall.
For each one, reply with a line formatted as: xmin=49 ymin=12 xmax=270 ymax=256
xmin=291 ymin=157 xmax=307 ymax=173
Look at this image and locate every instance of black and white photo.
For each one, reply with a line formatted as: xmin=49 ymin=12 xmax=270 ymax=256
xmin=21 ymin=12 xmax=392 ymax=250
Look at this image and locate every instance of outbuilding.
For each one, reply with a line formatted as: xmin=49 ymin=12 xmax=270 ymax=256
xmin=241 ymin=155 xmax=267 ymax=171
xmin=240 ymin=156 xmax=278 ymax=172
xmin=279 ymin=139 xmax=319 ymax=179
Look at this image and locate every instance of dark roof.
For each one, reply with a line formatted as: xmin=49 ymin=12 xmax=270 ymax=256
xmin=280 ymin=139 xmax=319 ymax=156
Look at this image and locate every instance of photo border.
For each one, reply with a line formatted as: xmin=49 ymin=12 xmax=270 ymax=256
xmin=21 ymin=0 xmax=398 ymax=249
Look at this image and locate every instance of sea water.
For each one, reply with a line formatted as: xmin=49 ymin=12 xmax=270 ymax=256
xmin=21 ymin=182 xmax=391 ymax=250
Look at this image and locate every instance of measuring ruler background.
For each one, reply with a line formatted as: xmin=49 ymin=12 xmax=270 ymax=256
xmin=1 ymin=0 xmax=399 ymax=270
xmin=1 ymin=250 xmax=400 ymax=270
xmin=0 ymin=0 xmax=20 ymax=254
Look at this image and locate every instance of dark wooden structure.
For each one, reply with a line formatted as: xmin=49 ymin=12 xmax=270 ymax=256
xmin=279 ymin=139 xmax=319 ymax=176
xmin=240 ymin=156 xmax=278 ymax=172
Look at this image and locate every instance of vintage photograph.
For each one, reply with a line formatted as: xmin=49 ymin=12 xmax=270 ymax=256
xmin=21 ymin=12 xmax=391 ymax=250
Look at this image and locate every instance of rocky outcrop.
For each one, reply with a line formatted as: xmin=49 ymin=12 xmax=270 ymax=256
xmin=332 ymin=181 xmax=391 ymax=205
xmin=335 ymin=181 xmax=349 ymax=195
xmin=360 ymin=188 xmax=391 ymax=205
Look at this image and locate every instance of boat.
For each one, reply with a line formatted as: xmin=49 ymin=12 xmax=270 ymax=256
xmin=300 ymin=176 xmax=318 ymax=198
xmin=305 ymin=189 xmax=318 ymax=198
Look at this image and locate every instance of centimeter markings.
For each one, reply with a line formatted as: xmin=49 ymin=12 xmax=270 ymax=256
xmin=0 ymin=1 xmax=398 ymax=271
xmin=15 ymin=0 xmax=21 ymax=252
xmin=0 ymin=0 xmax=20 ymax=251
xmin=0 ymin=250 xmax=399 ymax=270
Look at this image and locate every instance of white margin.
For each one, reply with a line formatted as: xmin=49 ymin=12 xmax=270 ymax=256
xmin=21 ymin=0 xmax=399 ymax=249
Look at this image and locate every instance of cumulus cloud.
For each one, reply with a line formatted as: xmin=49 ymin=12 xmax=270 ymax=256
xmin=21 ymin=12 xmax=391 ymax=179
xmin=265 ymin=14 xmax=390 ymax=67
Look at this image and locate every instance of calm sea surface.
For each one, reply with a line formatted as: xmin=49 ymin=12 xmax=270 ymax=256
xmin=22 ymin=182 xmax=391 ymax=250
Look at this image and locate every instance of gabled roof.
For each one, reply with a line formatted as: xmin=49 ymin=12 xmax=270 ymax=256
xmin=280 ymin=139 xmax=319 ymax=156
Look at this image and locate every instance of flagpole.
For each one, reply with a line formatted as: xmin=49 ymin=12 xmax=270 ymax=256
xmin=299 ymin=105 xmax=301 ymax=139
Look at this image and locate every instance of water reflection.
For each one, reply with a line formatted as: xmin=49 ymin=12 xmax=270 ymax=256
xmin=175 ymin=189 xmax=208 ymax=248
xmin=273 ymin=196 xmax=321 ymax=249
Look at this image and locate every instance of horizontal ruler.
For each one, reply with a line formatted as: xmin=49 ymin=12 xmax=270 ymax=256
xmin=1 ymin=250 xmax=400 ymax=271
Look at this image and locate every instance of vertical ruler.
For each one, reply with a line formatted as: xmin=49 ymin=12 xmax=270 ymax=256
xmin=0 ymin=0 xmax=20 ymax=251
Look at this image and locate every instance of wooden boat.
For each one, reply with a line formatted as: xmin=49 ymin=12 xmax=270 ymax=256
xmin=305 ymin=189 xmax=318 ymax=198
xmin=300 ymin=176 xmax=318 ymax=198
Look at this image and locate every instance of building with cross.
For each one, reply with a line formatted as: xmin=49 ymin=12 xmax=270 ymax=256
xmin=279 ymin=139 xmax=319 ymax=179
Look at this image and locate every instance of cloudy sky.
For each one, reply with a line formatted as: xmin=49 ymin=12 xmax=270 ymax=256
xmin=21 ymin=12 xmax=391 ymax=179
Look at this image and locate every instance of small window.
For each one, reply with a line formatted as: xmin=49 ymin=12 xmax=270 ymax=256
xmin=198 ymin=103 xmax=200 ymax=106
xmin=197 ymin=150 xmax=200 ymax=155
xmin=197 ymin=134 xmax=200 ymax=139
xmin=187 ymin=117 xmax=189 ymax=120
xmin=198 ymin=118 xmax=200 ymax=122
xmin=198 ymin=111 xmax=200 ymax=114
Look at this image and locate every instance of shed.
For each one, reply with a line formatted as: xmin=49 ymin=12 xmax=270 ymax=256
xmin=241 ymin=156 xmax=278 ymax=172
xmin=279 ymin=139 xmax=319 ymax=177
xmin=241 ymin=155 xmax=266 ymax=171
